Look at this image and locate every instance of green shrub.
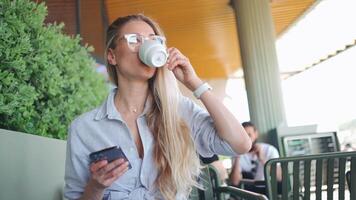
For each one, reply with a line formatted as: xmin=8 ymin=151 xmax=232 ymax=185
xmin=0 ymin=0 xmax=108 ymax=139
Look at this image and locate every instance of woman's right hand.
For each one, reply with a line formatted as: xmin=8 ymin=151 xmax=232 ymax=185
xmin=89 ymin=158 xmax=130 ymax=190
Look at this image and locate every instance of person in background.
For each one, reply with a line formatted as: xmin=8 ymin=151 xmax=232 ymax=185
xmin=229 ymin=122 xmax=281 ymax=189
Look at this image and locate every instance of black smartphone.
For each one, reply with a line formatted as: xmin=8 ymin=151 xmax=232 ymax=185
xmin=89 ymin=146 xmax=132 ymax=169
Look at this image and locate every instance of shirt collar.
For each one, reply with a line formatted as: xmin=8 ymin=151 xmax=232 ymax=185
xmin=94 ymin=88 xmax=152 ymax=121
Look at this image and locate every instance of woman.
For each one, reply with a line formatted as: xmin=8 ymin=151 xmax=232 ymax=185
xmin=64 ymin=14 xmax=251 ymax=200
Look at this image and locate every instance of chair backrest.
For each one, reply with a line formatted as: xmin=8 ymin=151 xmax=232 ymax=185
xmin=208 ymin=165 xmax=268 ymax=200
xmin=189 ymin=185 xmax=200 ymax=200
xmin=208 ymin=165 xmax=225 ymax=200
xmin=345 ymin=170 xmax=351 ymax=191
xmin=189 ymin=167 xmax=214 ymax=200
xmin=265 ymin=151 xmax=356 ymax=200
xmin=189 ymin=165 xmax=268 ymax=200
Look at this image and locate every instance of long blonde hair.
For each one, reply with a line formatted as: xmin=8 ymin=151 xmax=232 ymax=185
xmin=105 ymin=14 xmax=201 ymax=199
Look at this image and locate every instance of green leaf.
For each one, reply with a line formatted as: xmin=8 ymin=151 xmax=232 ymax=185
xmin=0 ymin=0 xmax=108 ymax=140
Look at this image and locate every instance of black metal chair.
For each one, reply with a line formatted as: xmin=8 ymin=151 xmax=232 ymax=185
xmin=346 ymin=170 xmax=351 ymax=191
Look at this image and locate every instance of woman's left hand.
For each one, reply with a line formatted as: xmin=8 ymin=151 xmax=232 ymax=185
xmin=166 ymin=47 xmax=203 ymax=91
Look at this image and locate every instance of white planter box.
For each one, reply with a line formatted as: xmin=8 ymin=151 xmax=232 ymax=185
xmin=0 ymin=129 xmax=67 ymax=200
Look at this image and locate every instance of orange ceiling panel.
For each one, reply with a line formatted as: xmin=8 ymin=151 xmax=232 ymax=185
xmin=104 ymin=0 xmax=315 ymax=79
xmin=272 ymin=0 xmax=315 ymax=36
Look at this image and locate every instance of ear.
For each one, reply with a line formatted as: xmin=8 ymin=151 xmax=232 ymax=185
xmin=107 ymin=48 xmax=117 ymax=66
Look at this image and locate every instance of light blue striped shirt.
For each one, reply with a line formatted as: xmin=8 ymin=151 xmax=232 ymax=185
xmin=64 ymin=88 xmax=237 ymax=200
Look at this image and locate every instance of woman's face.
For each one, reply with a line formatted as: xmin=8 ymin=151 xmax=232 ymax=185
xmin=108 ymin=20 xmax=157 ymax=82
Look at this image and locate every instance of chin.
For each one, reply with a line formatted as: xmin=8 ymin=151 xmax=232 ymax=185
xmin=140 ymin=66 xmax=156 ymax=80
xmin=130 ymin=60 xmax=157 ymax=80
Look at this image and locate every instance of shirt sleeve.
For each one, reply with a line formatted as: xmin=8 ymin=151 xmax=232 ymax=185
xmin=180 ymin=96 xmax=237 ymax=158
xmin=63 ymin=122 xmax=90 ymax=200
xmin=265 ymin=143 xmax=280 ymax=160
xmin=199 ymin=154 xmax=219 ymax=164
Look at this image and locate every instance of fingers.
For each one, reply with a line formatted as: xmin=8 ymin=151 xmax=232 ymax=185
xmin=90 ymin=160 xmax=108 ymax=173
xmin=102 ymin=159 xmax=126 ymax=174
xmin=170 ymin=57 xmax=188 ymax=71
xmin=165 ymin=47 xmax=201 ymax=88
xmin=167 ymin=47 xmax=181 ymax=56
xmin=104 ymin=161 xmax=129 ymax=180
xmin=89 ymin=159 xmax=130 ymax=189
xmin=166 ymin=48 xmax=180 ymax=69
xmin=166 ymin=47 xmax=189 ymax=70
